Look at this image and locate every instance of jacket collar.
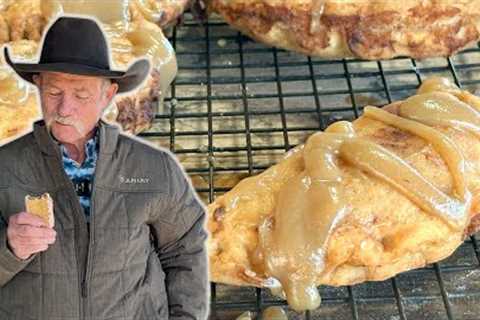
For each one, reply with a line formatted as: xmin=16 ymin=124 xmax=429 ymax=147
xmin=33 ymin=119 xmax=120 ymax=156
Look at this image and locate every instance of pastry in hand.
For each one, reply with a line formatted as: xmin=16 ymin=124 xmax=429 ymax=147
xmin=25 ymin=193 xmax=54 ymax=228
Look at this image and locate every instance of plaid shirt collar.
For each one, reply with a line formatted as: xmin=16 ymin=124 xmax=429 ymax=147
xmin=51 ymin=127 xmax=100 ymax=168
xmin=60 ymin=130 xmax=99 ymax=168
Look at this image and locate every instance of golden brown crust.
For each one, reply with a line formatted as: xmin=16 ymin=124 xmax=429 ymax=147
xmin=0 ymin=16 xmax=9 ymax=44
xmin=0 ymin=0 xmax=46 ymax=43
xmin=465 ymin=214 xmax=480 ymax=237
xmin=115 ymin=69 xmax=162 ymax=134
xmin=209 ymin=0 xmax=480 ymax=60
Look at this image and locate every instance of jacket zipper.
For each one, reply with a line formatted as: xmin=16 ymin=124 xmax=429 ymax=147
xmin=81 ymin=223 xmax=90 ymax=298
xmin=52 ymin=146 xmax=94 ymax=319
xmin=82 ymin=130 xmax=105 ymax=316
xmin=82 ymin=279 xmax=87 ymax=298
xmin=82 ymin=173 xmax=97 ymax=312
xmin=51 ymin=148 xmax=89 ymax=319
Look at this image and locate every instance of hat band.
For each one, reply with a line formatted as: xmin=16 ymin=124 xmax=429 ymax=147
xmin=41 ymin=56 xmax=109 ymax=70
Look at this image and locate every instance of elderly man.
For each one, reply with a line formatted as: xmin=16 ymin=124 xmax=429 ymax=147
xmin=0 ymin=16 xmax=209 ymax=320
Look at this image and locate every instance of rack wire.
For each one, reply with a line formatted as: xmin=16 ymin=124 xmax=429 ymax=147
xmin=140 ymin=13 xmax=480 ymax=320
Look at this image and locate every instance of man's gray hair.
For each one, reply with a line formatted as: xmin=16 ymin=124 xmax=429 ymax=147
xmin=101 ymin=78 xmax=112 ymax=91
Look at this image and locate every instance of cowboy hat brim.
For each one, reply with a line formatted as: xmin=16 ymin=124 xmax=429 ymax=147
xmin=4 ymin=47 xmax=151 ymax=93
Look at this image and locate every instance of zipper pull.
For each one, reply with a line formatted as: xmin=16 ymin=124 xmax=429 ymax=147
xmin=82 ymin=279 xmax=87 ymax=298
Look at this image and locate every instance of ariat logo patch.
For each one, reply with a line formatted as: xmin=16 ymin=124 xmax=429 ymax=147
xmin=119 ymin=176 xmax=151 ymax=184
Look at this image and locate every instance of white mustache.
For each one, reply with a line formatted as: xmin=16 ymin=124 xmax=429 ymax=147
xmin=46 ymin=115 xmax=85 ymax=134
xmin=55 ymin=116 xmax=76 ymax=126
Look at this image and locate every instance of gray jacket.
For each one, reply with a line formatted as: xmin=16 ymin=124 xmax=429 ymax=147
xmin=0 ymin=120 xmax=209 ymax=319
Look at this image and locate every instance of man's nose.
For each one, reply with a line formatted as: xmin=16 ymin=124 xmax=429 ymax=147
xmin=57 ymin=96 xmax=76 ymax=117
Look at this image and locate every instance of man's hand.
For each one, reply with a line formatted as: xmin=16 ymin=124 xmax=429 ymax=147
xmin=6 ymin=212 xmax=57 ymax=260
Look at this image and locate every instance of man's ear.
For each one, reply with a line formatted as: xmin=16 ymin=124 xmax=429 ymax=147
xmin=101 ymin=82 xmax=119 ymax=112
xmin=104 ymin=82 xmax=118 ymax=103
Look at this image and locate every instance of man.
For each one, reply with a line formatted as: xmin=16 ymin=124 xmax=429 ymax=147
xmin=0 ymin=16 xmax=209 ymax=319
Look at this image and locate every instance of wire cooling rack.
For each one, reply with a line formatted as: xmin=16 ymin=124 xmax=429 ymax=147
xmin=139 ymin=13 xmax=480 ymax=320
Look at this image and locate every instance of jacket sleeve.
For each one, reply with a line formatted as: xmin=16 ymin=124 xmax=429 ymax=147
xmin=0 ymin=159 xmax=36 ymax=287
xmin=150 ymin=153 xmax=210 ymax=320
xmin=0 ymin=213 xmax=36 ymax=287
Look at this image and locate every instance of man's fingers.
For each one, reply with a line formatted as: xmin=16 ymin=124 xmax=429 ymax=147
xmin=31 ymin=245 xmax=49 ymax=253
xmin=16 ymin=244 xmax=49 ymax=255
xmin=13 ymin=237 xmax=56 ymax=247
xmin=14 ymin=225 xmax=56 ymax=239
xmin=11 ymin=212 xmax=48 ymax=228
xmin=7 ymin=212 xmax=56 ymax=260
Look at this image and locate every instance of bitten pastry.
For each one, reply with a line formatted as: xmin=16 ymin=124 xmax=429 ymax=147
xmin=207 ymin=77 xmax=480 ymax=311
xmin=25 ymin=193 xmax=54 ymax=228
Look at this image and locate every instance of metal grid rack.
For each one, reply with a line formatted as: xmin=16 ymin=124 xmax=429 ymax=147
xmin=140 ymin=13 xmax=480 ymax=320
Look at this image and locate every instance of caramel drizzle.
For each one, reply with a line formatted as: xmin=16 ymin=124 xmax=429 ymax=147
xmin=259 ymin=78 xmax=477 ymax=311
xmin=364 ymin=107 xmax=470 ymax=227
xmin=132 ymin=0 xmax=164 ymax=24
xmin=310 ymin=0 xmax=327 ymax=34
xmin=41 ymin=0 xmax=177 ymax=67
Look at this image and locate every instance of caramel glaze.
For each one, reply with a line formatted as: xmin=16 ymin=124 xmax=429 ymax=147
xmin=41 ymin=0 xmax=129 ymax=24
xmin=103 ymin=20 xmax=178 ymax=110
xmin=258 ymin=77 xmax=478 ymax=311
xmin=42 ymin=0 xmax=176 ymax=69
xmin=261 ymin=306 xmax=288 ymax=320
xmin=310 ymin=0 xmax=326 ymax=34
xmin=132 ymin=0 xmax=164 ymax=24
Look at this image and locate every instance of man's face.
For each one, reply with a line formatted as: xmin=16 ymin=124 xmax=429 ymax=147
xmin=33 ymin=72 xmax=118 ymax=144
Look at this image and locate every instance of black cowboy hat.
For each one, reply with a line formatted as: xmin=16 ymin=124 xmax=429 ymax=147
xmin=4 ymin=16 xmax=150 ymax=93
